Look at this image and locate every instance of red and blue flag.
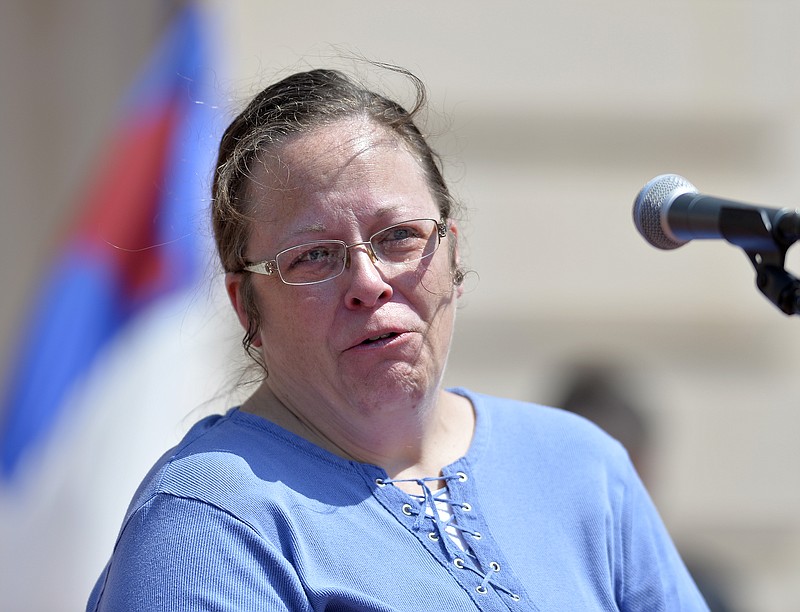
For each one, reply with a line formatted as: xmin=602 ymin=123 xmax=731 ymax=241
xmin=0 ymin=4 xmax=222 ymax=479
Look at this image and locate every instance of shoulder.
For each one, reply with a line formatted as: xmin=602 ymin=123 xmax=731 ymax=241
xmin=120 ymin=409 xmax=369 ymax=535
xmin=88 ymin=491 xmax=303 ymax=612
xmin=125 ymin=411 xmax=256 ymax=504
xmin=452 ymin=387 xmax=634 ymax=489
xmin=454 ymin=387 xmax=627 ymax=456
xmin=89 ymin=412 xmax=345 ymax=610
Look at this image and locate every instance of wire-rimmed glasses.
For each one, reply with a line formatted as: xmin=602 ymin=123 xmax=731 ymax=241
xmin=242 ymin=218 xmax=448 ymax=286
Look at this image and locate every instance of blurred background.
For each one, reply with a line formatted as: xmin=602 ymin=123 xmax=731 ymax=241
xmin=2 ymin=1 xmax=800 ymax=610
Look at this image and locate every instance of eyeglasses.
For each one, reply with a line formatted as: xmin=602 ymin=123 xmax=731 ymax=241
xmin=242 ymin=218 xmax=448 ymax=286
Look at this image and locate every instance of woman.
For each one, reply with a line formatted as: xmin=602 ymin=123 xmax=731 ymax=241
xmin=87 ymin=67 xmax=707 ymax=611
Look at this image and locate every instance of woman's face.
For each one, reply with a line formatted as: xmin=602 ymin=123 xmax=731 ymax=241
xmin=226 ymin=119 xmax=461 ymax=420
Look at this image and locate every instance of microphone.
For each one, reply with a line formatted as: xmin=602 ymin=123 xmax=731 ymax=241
xmin=632 ymin=173 xmax=800 ymax=315
xmin=632 ymin=173 xmax=800 ymax=252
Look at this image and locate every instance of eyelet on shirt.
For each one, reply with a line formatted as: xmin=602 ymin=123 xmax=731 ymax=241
xmin=453 ymin=558 xmax=465 ymax=569
xmin=375 ymin=478 xmax=386 ymax=487
xmin=476 ymin=585 xmax=488 ymax=595
xmin=401 ymin=503 xmax=413 ymax=516
xmin=456 ymin=471 xmax=468 ymax=482
xmin=428 ymin=532 xmax=440 ymax=542
xmin=472 ymin=532 xmax=482 ymax=540
xmin=489 ymin=561 xmax=501 ymax=572
xmin=510 ymin=593 xmax=521 ymax=601
xmin=460 ymin=502 xmax=472 ymax=512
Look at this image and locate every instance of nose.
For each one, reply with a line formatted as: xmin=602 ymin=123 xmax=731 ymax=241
xmin=344 ymin=241 xmax=378 ymax=267
xmin=343 ymin=243 xmax=393 ymax=309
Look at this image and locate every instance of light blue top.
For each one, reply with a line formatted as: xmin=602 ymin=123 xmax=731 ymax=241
xmin=87 ymin=388 xmax=708 ymax=611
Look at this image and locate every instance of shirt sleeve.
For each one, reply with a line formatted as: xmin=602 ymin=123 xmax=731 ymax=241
xmin=617 ymin=459 xmax=709 ymax=611
xmin=87 ymin=493 xmax=311 ymax=612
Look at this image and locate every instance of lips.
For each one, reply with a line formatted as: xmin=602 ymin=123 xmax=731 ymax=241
xmin=344 ymin=328 xmax=408 ymax=351
xmin=362 ymin=332 xmax=398 ymax=344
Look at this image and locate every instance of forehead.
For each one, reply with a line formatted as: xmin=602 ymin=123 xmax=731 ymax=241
xmin=244 ymin=119 xmax=433 ymax=225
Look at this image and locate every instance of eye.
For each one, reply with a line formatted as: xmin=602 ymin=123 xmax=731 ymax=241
xmin=374 ymin=223 xmax=425 ymax=250
xmin=372 ymin=220 xmax=439 ymax=264
xmin=385 ymin=226 xmax=418 ymax=241
xmin=283 ymin=243 xmax=341 ymax=270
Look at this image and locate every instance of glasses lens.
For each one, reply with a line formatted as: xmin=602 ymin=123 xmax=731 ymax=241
xmin=371 ymin=219 xmax=440 ymax=264
xmin=276 ymin=241 xmax=346 ymax=285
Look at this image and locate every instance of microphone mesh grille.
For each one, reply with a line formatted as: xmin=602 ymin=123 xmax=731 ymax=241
xmin=632 ymin=174 xmax=697 ymax=250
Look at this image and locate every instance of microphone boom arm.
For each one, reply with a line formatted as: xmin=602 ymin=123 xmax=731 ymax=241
xmin=725 ymin=206 xmax=800 ymax=315
xmin=752 ymin=261 xmax=800 ymax=316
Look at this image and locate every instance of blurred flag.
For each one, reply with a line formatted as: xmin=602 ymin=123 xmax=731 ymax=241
xmin=0 ymin=3 xmax=221 ymax=478
xmin=0 ymin=4 xmax=237 ymax=610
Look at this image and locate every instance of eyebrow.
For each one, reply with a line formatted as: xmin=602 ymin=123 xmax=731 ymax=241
xmin=293 ymin=222 xmax=327 ymax=234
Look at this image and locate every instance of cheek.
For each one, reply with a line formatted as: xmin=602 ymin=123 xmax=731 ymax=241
xmin=258 ymin=292 xmax=332 ymax=352
xmin=404 ymin=268 xmax=458 ymax=334
xmin=411 ymin=256 xmax=458 ymax=299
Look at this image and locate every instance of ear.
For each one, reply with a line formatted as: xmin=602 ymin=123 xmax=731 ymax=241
xmin=225 ymin=272 xmax=263 ymax=347
xmin=448 ymin=221 xmax=465 ymax=299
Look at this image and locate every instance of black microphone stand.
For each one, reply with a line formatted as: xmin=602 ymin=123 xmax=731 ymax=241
xmin=751 ymin=260 xmax=800 ymax=316
xmin=719 ymin=206 xmax=800 ymax=315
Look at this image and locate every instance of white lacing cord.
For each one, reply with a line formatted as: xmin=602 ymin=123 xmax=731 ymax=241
xmin=377 ymin=475 xmax=460 ymax=541
xmin=376 ymin=475 xmax=520 ymax=602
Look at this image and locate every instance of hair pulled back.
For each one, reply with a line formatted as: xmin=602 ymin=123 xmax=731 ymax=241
xmin=211 ymin=66 xmax=458 ymax=359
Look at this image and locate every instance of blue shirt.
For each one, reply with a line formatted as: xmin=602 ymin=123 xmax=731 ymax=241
xmin=87 ymin=389 xmax=708 ymax=611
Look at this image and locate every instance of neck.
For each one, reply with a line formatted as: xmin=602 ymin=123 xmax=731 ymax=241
xmin=242 ymin=382 xmax=474 ymax=482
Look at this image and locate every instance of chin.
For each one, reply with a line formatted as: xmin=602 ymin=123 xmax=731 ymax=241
xmin=347 ymin=362 xmax=437 ymax=413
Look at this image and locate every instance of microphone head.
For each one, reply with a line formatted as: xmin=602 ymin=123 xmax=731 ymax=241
xmin=633 ymin=174 xmax=698 ymax=250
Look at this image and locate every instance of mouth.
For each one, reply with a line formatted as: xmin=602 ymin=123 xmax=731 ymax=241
xmin=343 ymin=329 xmax=408 ymax=352
xmin=359 ymin=332 xmax=400 ymax=345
